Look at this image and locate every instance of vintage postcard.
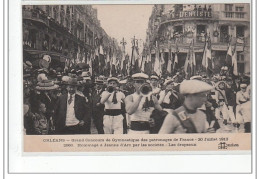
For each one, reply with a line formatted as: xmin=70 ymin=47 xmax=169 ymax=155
xmin=22 ymin=3 xmax=252 ymax=153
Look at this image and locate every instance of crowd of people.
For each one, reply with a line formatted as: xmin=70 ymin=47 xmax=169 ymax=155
xmin=23 ymin=61 xmax=251 ymax=135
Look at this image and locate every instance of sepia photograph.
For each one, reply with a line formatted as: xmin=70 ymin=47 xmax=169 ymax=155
xmin=21 ymin=3 xmax=252 ymax=153
xmin=4 ymin=0 xmax=257 ymax=175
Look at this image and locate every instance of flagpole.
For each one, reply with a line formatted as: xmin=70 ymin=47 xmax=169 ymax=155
xmin=130 ymin=36 xmax=136 ymax=75
xmin=232 ymin=38 xmax=238 ymax=76
xmin=120 ymin=37 xmax=127 ymax=75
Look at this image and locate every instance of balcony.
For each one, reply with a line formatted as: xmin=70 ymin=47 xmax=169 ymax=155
xmin=23 ymin=9 xmax=49 ymax=26
xmin=219 ymin=11 xmax=249 ymax=21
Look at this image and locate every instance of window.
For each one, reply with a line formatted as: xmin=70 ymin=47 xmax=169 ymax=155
xmin=220 ymin=25 xmax=229 ymax=43
xmin=29 ymin=29 xmax=37 ymax=49
xmin=197 ymin=25 xmax=206 ymax=42
xmin=225 ymin=4 xmax=233 ymax=11
xmin=237 ymin=54 xmax=244 ymax=62
xmin=236 ymin=26 xmax=245 ymax=37
xmin=197 ymin=25 xmax=206 ymax=34
xmin=238 ymin=63 xmax=244 ymax=74
xmin=175 ymin=25 xmax=183 ymax=34
xmin=236 ymin=13 xmax=244 ymax=18
xmin=225 ymin=12 xmax=233 ymax=18
xmin=236 ymin=6 xmax=244 ymax=12
xmin=237 ymin=54 xmax=245 ymax=74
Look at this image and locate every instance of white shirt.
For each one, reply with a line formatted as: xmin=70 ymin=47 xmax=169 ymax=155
xmin=152 ymin=87 xmax=161 ymax=94
xmin=236 ymin=91 xmax=249 ymax=105
xmin=130 ymin=93 xmax=154 ymax=122
xmin=101 ymin=91 xmax=125 ymax=109
xmin=65 ymin=94 xmax=80 ymax=126
xmin=159 ymin=90 xmax=171 ymax=104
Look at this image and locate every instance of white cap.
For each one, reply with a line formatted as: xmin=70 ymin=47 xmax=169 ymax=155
xmin=132 ymin=73 xmax=149 ymax=80
xmin=119 ymin=79 xmax=127 ymax=84
xmin=190 ymin=75 xmax=202 ymax=81
xmin=150 ymin=75 xmax=159 ymax=80
xmin=180 ymin=80 xmax=213 ymax=94
xmin=240 ymin=84 xmax=247 ymax=88
xmin=61 ymin=76 xmax=70 ymax=82
xmin=107 ymin=77 xmax=119 ymax=83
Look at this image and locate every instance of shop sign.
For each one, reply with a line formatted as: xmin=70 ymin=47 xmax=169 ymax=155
xmin=169 ymin=10 xmax=212 ymax=20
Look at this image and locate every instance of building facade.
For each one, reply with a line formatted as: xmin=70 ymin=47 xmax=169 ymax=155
xmin=22 ymin=5 xmax=121 ymax=72
xmin=145 ymin=4 xmax=250 ymax=75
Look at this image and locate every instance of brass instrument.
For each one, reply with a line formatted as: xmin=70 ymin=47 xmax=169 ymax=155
xmin=140 ymin=83 xmax=152 ymax=96
xmin=107 ymin=86 xmax=114 ymax=93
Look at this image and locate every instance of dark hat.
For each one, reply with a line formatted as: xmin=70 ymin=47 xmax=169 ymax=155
xmin=95 ymin=77 xmax=104 ymax=85
xmin=77 ymin=63 xmax=90 ymax=69
xmin=67 ymin=77 xmax=79 ymax=86
xmin=39 ymin=59 xmax=50 ymax=69
xmin=56 ymin=67 xmax=63 ymax=72
xmin=77 ymin=76 xmax=85 ymax=86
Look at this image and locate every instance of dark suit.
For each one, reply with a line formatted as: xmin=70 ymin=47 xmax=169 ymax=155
xmin=38 ymin=93 xmax=55 ymax=119
xmin=91 ymin=89 xmax=105 ymax=134
xmin=54 ymin=93 xmax=91 ymax=134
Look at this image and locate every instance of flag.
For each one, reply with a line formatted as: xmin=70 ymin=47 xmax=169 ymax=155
xmin=132 ymin=46 xmax=138 ymax=65
xmin=167 ymin=50 xmax=172 ymax=74
xmin=145 ymin=53 xmax=152 ymax=75
xmin=121 ymin=54 xmax=125 ymax=71
xmin=225 ymin=41 xmax=233 ymax=67
xmin=161 ymin=52 xmax=165 ymax=65
xmin=184 ymin=49 xmax=190 ymax=74
xmin=111 ymin=53 xmax=117 ymax=76
xmin=88 ymin=54 xmax=93 ymax=75
xmin=202 ymin=36 xmax=212 ymax=70
xmin=95 ymin=47 xmax=99 ymax=57
xmin=154 ymin=48 xmax=161 ymax=76
xmin=232 ymin=43 xmax=238 ymax=76
xmin=131 ymin=46 xmax=140 ymax=73
xmin=191 ymin=39 xmax=196 ymax=75
xmin=122 ymin=54 xmax=129 ymax=76
xmin=99 ymin=45 xmax=104 ymax=55
xmin=160 ymin=52 xmax=165 ymax=73
xmin=172 ymin=44 xmax=179 ymax=73
xmin=141 ymin=55 xmax=146 ymax=72
xmin=184 ymin=41 xmax=193 ymax=79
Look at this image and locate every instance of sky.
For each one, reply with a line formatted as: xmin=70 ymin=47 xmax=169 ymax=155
xmin=92 ymin=5 xmax=153 ymax=55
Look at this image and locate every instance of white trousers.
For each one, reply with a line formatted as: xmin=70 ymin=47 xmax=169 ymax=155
xmin=103 ymin=115 xmax=124 ymax=134
xmin=128 ymin=129 xmax=150 ymax=134
xmin=236 ymin=103 xmax=251 ymax=124
xmin=216 ymin=104 xmax=229 ymax=120
xmin=227 ymin=106 xmax=236 ymax=123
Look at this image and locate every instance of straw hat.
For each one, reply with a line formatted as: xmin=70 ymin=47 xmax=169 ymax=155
xmin=35 ymin=80 xmax=59 ymax=91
